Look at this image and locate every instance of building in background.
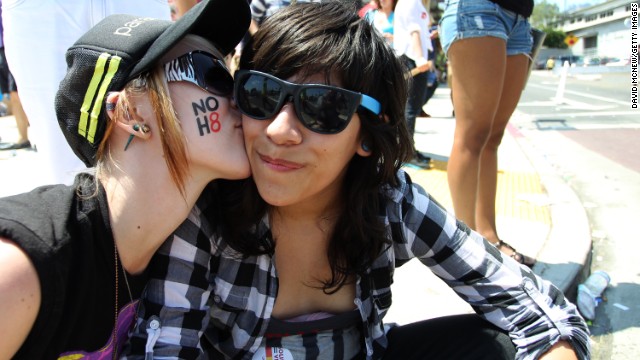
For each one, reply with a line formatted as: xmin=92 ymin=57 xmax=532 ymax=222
xmin=551 ymin=0 xmax=634 ymax=63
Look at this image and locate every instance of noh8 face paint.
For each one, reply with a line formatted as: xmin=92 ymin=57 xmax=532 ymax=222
xmin=192 ymin=96 xmax=221 ymax=136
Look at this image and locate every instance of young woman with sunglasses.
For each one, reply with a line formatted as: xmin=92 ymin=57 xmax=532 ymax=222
xmin=0 ymin=1 xmax=250 ymax=358
xmin=128 ymin=2 xmax=589 ymax=359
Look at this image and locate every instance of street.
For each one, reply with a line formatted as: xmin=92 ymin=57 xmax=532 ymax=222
xmin=515 ymin=69 xmax=640 ymax=359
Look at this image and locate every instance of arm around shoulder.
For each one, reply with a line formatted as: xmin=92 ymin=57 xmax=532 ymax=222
xmin=0 ymin=237 xmax=41 ymax=359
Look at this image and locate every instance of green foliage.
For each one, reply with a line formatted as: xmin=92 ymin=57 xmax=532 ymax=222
xmin=531 ymin=1 xmax=568 ymax=48
xmin=542 ymin=27 xmax=568 ymax=49
xmin=531 ymin=0 xmax=561 ymax=28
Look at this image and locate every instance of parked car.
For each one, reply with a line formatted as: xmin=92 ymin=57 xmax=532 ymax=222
xmin=582 ymin=56 xmax=608 ymax=66
xmin=605 ymin=57 xmax=631 ymax=66
xmin=556 ymin=55 xmax=584 ymax=67
xmin=534 ymin=57 xmax=548 ymax=70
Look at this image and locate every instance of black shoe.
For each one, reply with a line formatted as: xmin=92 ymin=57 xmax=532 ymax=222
xmin=0 ymin=141 xmax=31 ymax=150
xmin=410 ymin=152 xmax=432 ymax=168
xmin=415 ymin=152 xmax=431 ymax=162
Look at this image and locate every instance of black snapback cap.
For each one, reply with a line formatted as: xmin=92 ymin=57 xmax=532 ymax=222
xmin=55 ymin=0 xmax=250 ymax=167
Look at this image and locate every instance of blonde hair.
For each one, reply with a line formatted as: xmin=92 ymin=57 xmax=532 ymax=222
xmin=94 ymin=34 xmax=224 ymax=197
xmin=95 ymin=68 xmax=189 ymax=197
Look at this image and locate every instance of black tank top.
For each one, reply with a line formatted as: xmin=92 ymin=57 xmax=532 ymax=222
xmin=489 ymin=0 xmax=534 ymax=18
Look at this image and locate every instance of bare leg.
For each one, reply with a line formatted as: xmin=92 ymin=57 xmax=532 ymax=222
xmin=447 ymin=37 xmax=506 ymax=228
xmin=10 ymin=91 xmax=29 ymax=144
xmin=475 ymin=54 xmax=529 ymax=244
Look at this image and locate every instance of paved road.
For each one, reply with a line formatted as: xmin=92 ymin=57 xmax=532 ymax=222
xmin=517 ymin=70 xmax=640 ymax=359
xmin=520 ymin=71 xmax=638 ymax=130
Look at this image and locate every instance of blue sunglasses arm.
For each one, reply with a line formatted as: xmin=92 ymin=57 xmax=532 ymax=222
xmin=360 ymin=94 xmax=381 ymax=115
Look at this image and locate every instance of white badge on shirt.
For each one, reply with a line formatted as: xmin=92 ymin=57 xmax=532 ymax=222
xmin=251 ymin=346 xmax=294 ymax=360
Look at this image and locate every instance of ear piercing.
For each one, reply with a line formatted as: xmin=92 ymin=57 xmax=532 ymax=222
xmin=124 ymin=130 xmax=136 ymax=151
xmin=361 ymin=140 xmax=372 ymax=152
xmin=105 ymin=102 xmax=116 ymax=111
xmin=124 ymin=124 xmax=150 ymax=151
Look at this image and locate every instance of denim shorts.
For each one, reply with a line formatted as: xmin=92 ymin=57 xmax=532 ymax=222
xmin=439 ymin=0 xmax=532 ymax=57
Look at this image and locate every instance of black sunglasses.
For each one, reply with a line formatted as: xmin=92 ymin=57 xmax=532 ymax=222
xmin=164 ymin=51 xmax=233 ymax=96
xmin=234 ymin=70 xmax=381 ymax=134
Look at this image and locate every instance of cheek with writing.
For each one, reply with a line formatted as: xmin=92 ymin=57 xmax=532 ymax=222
xmin=192 ymin=96 xmax=222 ymax=136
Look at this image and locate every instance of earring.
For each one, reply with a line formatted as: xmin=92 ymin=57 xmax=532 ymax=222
xmin=124 ymin=124 xmax=151 ymax=151
xmin=105 ymin=101 xmax=116 ymax=111
xmin=124 ymin=124 xmax=141 ymax=151
xmin=361 ymin=140 xmax=372 ymax=152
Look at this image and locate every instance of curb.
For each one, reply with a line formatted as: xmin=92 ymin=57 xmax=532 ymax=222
xmin=509 ymin=115 xmax=593 ymax=299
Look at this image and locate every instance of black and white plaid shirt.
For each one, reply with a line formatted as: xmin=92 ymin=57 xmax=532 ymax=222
xmin=126 ymin=170 xmax=590 ymax=359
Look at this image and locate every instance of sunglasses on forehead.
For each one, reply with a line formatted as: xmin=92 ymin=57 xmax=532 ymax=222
xmin=164 ymin=50 xmax=233 ymax=96
xmin=234 ymin=70 xmax=382 ymax=134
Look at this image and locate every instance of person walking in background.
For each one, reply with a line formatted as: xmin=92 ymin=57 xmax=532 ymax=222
xmin=0 ymin=87 xmax=29 ymax=150
xmin=440 ymin=0 xmax=536 ymax=266
xmin=1 ymin=0 xmax=171 ymax=186
xmin=364 ymin=0 xmax=397 ymax=45
xmin=393 ymin=0 xmax=433 ymax=166
xmin=0 ymin=0 xmax=30 ymax=151
xmin=419 ymin=17 xmax=439 ymax=118
xmin=0 ymin=1 xmax=251 ymax=358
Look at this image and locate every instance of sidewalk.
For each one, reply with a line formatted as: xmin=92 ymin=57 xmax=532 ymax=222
xmin=0 ymin=115 xmax=42 ymax=198
xmin=385 ymin=86 xmax=592 ymax=324
xmin=0 ymin=86 xmax=592 ymax=325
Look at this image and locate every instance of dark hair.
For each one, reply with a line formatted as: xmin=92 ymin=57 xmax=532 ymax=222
xmin=223 ymin=1 xmax=412 ymax=292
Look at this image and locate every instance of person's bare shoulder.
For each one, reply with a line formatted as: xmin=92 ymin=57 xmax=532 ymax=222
xmin=0 ymin=237 xmax=41 ymax=359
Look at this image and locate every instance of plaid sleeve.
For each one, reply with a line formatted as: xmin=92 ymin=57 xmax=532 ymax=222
xmin=389 ymin=170 xmax=591 ymax=359
xmin=123 ymin=198 xmax=214 ymax=359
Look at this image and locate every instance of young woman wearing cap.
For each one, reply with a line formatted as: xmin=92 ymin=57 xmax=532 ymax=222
xmin=129 ymin=2 xmax=589 ymax=359
xmin=0 ymin=0 xmax=251 ymax=358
